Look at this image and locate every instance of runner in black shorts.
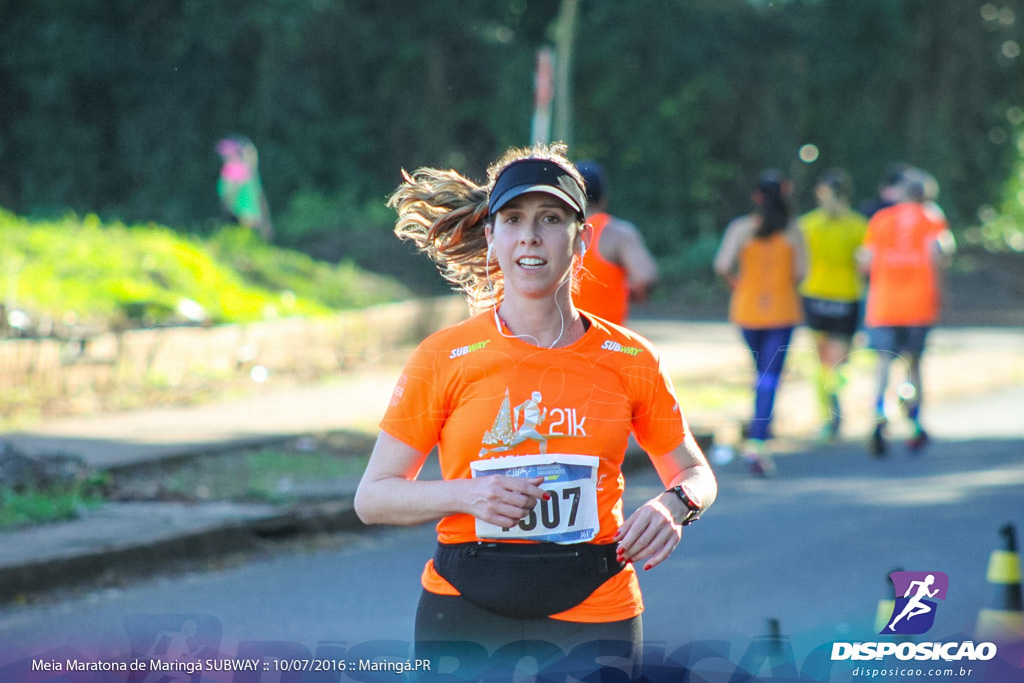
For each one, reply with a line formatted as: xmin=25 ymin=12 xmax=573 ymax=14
xmin=859 ymin=175 xmax=954 ymax=456
xmin=797 ymin=169 xmax=869 ymax=443
xmin=802 ymin=297 xmax=861 ymax=340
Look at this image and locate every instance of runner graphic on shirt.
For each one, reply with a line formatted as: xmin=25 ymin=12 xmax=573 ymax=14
xmin=514 ymin=392 xmax=548 ymax=449
xmin=480 ymin=388 xmax=549 ymax=455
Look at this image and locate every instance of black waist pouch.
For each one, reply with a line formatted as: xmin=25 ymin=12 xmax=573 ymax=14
xmin=433 ymin=541 xmax=624 ymax=620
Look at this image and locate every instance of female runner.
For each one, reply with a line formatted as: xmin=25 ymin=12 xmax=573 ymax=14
xmin=355 ymin=143 xmax=717 ymax=676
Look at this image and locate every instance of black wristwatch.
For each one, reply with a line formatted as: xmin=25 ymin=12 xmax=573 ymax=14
xmin=667 ymin=485 xmax=702 ymax=526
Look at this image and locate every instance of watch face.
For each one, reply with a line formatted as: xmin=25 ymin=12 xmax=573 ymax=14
xmin=680 ymin=485 xmax=701 ymax=510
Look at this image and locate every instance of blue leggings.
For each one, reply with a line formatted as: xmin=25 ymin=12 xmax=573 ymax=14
xmin=741 ymin=326 xmax=794 ymax=441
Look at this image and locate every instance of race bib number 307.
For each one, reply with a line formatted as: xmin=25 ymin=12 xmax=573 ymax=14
xmin=470 ymin=454 xmax=600 ymax=544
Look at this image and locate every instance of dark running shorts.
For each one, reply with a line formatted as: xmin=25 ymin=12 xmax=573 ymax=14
xmin=802 ymin=297 xmax=861 ymax=339
xmin=869 ymin=326 xmax=931 ymax=356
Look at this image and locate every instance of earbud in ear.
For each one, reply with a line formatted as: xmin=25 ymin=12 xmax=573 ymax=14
xmin=579 ymin=243 xmax=587 ymax=260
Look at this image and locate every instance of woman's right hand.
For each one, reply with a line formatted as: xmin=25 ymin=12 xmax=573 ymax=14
xmin=463 ymin=475 xmax=548 ymax=529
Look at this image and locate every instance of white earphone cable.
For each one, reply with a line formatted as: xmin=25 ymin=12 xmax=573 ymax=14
xmin=486 ymin=240 xmax=580 ymax=349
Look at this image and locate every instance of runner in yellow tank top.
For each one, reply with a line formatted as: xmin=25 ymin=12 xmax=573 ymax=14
xmin=798 ymin=169 xmax=868 ymax=443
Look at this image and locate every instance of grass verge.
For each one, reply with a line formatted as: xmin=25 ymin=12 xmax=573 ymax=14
xmin=0 ymin=432 xmax=374 ymax=531
xmin=0 ymin=475 xmax=107 ymax=530
xmin=108 ymin=431 xmax=375 ymax=506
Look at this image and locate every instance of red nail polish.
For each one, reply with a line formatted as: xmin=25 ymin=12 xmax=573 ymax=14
xmin=643 ymin=564 xmax=652 ymax=571
xmin=543 ymin=492 xmax=551 ymax=501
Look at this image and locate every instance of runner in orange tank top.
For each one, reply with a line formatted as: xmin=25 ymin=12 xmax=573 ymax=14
xmin=573 ymin=161 xmax=658 ymax=327
xmin=354 ymin=144 xmax=717 ymax=677
xmin=714 ymin=170 xmax=805 ymax=476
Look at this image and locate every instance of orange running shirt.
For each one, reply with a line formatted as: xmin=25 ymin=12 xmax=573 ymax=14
xmin=863 ymin=202 xmax=946 ymax=326
xmin=380 ymin=311 xmax=689 ymax=623
xmin=575 ymin=213 xmax=630 ymax=325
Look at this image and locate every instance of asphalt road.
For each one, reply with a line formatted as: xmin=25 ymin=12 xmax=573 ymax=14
xmin=1 ymin=386 xmax=1022 ymax=681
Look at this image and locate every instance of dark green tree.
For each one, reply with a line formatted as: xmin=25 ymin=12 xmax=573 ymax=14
xmin=1 ymin=0 xmax=1021 ymax=282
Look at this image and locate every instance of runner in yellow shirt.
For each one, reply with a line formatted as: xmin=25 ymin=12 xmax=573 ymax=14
xmin=798 ymin=169 xmax=868 ymax=442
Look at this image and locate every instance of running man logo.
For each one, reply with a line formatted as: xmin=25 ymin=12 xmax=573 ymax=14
xmin=880 ymin=571 xmax=949 ymax=635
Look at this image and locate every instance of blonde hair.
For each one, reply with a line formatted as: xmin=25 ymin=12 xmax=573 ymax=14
xmin=389 ymin=143 xmax=585 ymax=313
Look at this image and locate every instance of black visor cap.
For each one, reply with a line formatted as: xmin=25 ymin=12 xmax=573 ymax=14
xmin=488 ymin=159 xmax=587 ymax=218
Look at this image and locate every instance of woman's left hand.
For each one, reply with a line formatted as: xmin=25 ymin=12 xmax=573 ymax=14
xmin=614 ymin=498 xmax=682 ymax=571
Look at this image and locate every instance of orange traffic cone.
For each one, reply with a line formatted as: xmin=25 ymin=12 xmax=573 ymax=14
xmin=975 ymin=523 xmax=1024 ymax=644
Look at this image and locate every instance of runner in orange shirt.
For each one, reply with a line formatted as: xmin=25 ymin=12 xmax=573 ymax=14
xmin=859 ymin=176 xmax=954 ymax=455
xmin=354 ymin=144 xmax=716 ymax=676
xmin=573 ymin=161 xmax=658 ymax=326
xmin=714 ymin=170 xmax=805 ymax=476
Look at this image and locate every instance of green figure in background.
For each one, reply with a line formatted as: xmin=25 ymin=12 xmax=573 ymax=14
xmin=215 ymin=135 xmax=274 ymax=241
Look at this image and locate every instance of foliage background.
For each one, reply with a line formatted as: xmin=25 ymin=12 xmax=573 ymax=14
xmin=1 ymin=0 xmax=1022 ymax=293
xmin=0 ymin=211 xmax=408 ymax=331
